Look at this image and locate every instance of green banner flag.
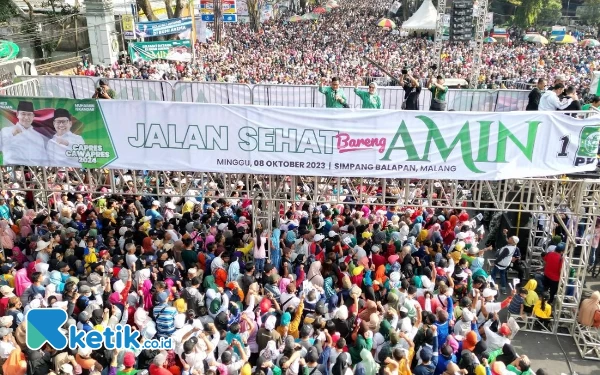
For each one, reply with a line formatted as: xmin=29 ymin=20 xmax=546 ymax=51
xmin=128 ymin=40 xmax=192 ymax=62
xmin=0 ymin=97 xmax=117 ymax=168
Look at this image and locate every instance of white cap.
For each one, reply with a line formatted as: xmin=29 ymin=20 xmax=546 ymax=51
xmin=188 ymin=268 xmax=197 ymax=274
xmin=314 ymin=234 xmax=325 ymax=242
xmin=152 ymin=200 xmax=161 ymax=207
xmin=78 ymin=347 xmax=92 ymax=358
xmin=511 ymin=236 xmax=520 ymax=244
xmin=328 ymin=230 xmax=337 ymax=238
xmin=218 ymin=223 xmax=228 ymax=231
xmin=237 ymin=181 xmax=244 ymax=187
xmin=61 ymin=363 xmax=74 ymax=375
xmin=482 ymin=288 xmax=497 ymax=298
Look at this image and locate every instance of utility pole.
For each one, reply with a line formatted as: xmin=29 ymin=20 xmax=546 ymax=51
xmin=190 ymin=0 xmax=197 ymax=63
xmin=213 ymin=0 xmax=222 ymax=44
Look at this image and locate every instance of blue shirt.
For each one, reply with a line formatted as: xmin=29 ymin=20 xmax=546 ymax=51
xmin=153 ymin=303 xmax=177 ymax=337
xmin=0 ymin=205 xmax=9 ymax=220
xmin=145 ymin=208 xmax=163 ymax=227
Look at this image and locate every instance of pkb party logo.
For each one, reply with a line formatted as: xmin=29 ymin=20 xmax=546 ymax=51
xmin=26 ymin=308 xmax=172 ymax=350
xmin=574 ymin=126 xmax=600 ymax=167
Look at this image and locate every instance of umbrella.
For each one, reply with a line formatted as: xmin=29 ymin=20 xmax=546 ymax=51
xmin=523 ymin=34 xmax=548 ymax=44
xmin=326 ymin=1 xmax=339 ymax=7
xmin=288 ymin=15 xmax=303 ymax=22
xmin=553 ymin=34 xmax=577 ymax=44
xmin=580 ymin=39 xmax=600 ymax=47
xmin=377 ymin=18 xmax=396 ymax=29
xmin=313 ymin=6 xmax=327 ymax=14
xmin=303 ymin=13 xmax=320 ymax=20
xmin=483 ymin=37 xmax=497 ymax=43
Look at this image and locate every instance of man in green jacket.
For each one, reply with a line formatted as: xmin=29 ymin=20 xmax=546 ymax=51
xmin=319 ymin=76 xmax=348 ymax=108
xmin=354 ymin=79 xmax=382 ymax=109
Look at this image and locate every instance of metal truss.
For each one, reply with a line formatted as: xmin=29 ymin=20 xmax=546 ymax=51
xmin=433 ymin=0 xmax=447 ymax=75
xmin=468 ymin=0 xmax=488 ymax=89
xmin=1 ymin=167 xmax=599 ymax=356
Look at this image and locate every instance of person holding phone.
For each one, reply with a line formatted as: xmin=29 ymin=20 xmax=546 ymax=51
xmin=402 ymin=69 xmax=421 ymax=111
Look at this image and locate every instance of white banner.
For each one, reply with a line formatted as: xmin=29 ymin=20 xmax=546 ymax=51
xmin=1 ymin=97 xmax=596 ymax=179
xmin=99 ymin=101 xmax=598 ymax=179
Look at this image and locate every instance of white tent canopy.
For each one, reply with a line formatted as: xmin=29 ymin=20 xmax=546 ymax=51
xmin=402 ymin=0 xmax=438 ymax=30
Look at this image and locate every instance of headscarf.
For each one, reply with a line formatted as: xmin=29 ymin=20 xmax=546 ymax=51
xmin=417 ymin=229 xmax=428 ymax=243
xmin=14 ymin=268 xmax=31 ymax=297
xmin=578 ymin=291 xmax=600 ymax=327
xmin=360 ymin=349 xmax=377 ymax=375
xmin=227 ymin=255 xmax=240 ymax=283
xmin=142 ymin=279 xmax=153 ymax=310
xmin=211 ymin=256 xmax=226 ymax=276
xmin=307 ymin=261 xmax=323 ymax=287
xmin=449 ymin=215 xmax=459 ymax=231
xmin=378 ymin=319 xmax=391 ymax=341
xmin=2 ymin=345 xmax=26 ymax=375
xmin=259 ymin=340 xmax=279 ymax=361
xmin=374 ymin=265 xmax=387 ymax=292
xmin=427 ymin=223 xmax=441 ymax=240
xmin=331 ymin=353 xmax=351 ymax=375
xmin=359 ymin=301 xmax=377 ymax=322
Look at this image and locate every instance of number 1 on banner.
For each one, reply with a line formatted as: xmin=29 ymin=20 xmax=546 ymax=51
xmin=557 ymin=135 xmax=570 ymax=157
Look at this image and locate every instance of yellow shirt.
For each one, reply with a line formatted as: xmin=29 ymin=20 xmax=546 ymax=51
xmin=524 ymin=290 xmax=538 ymax=307
xmin=533 ymin=301 xmax=552 ymax=319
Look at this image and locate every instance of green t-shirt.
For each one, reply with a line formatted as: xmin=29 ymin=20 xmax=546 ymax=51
xmin=582 ymin=103 xmax=592 ymax=110
xmin=354 ymin=88 xmax=382 ymax=109
xmin=117 ymin=369 xmax=139 ymax=375
xmin=319 ymin=86 xmax=347 ymax=108
xmin=507 ymin=364 xmax=534 ymax=375
xmin=430 ymin=85 xmax=448 ymax=101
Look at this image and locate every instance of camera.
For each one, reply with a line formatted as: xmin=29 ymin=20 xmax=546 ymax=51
xmin=96 ymin=87 xmax=105 ymax=95
xmin=430 ymin=64 xmax=438 ymax=71
xmin=402 ymin=69 xmax=408 ymax=75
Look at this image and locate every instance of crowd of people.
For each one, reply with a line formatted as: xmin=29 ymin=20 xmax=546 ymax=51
xmin=0 ymin=172 xmax=594 ymax=375
xmin=67 ymin=0 xmax=599 ymax=92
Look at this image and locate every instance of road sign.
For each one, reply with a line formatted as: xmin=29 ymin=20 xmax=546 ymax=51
xmin=201 ymin=14 xmax=237 ymax=22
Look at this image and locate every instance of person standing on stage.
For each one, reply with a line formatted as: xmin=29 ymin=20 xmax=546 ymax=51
xmin=319 ymin=76 xmax=348 ymax=108
xmin=353 ymin=79 xmax=382 ymax=109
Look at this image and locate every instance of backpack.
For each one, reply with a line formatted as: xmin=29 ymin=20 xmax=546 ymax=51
xmin=0 ymin=275 xmax=9 ymax=287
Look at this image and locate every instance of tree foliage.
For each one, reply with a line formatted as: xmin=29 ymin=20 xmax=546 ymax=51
xmin=513 ymin=0 xmax=543 ymax=28
xmin=579 ymin=0 xmax=600 ymax=27
xmin=536 ymin=0 xmax=562 ymax=26
xmin=245 ymin=0 xmax=264 ymax=32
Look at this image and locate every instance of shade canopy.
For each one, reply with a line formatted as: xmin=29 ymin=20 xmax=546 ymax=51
xmin=402 ymin=0 xmax=438 ymax=30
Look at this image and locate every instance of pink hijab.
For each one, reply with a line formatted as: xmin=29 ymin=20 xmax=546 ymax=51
xmin=279 ymin=277 xmax=291 ymax=294
xmin=142 ymin=279 xmax=153 ymax=310
xmin=428 ymin=223 xmax=441 ymax=240
xmin=14 ymin=269 xmax=31 ymax=297
xmin=20 ymin=209 xmax=35 ymax=237
xmin=11 ymin=247 xmax=26 ymax=266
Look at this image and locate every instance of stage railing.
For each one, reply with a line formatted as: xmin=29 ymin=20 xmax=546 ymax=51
xmin=12 ymin=76 xmax=532 ymax=111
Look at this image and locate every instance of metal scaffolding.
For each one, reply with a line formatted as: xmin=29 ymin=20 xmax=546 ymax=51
xmin=469 ymin=0 xmax=488 ymax=88
xmin=1 ymin=168 xmax=598 ymax=352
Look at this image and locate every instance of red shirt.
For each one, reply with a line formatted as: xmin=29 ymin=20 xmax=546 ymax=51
xmin=544 ymin=252 xmax=563 ymax=281
xmin=149 ymin=364 xmax=172 ymax=375
xmin=372 ymin=253 xmax=386 ymax=270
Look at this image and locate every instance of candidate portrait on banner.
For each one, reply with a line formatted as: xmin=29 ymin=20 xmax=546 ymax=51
xmin=0 ymin=100 xmax=48 ymax=166
xmin=47 ymin=108 xmax=86 ymax=167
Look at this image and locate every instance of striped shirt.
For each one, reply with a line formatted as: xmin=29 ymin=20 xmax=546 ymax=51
xmin=153 ymin=303 xmax=177 ymax=337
